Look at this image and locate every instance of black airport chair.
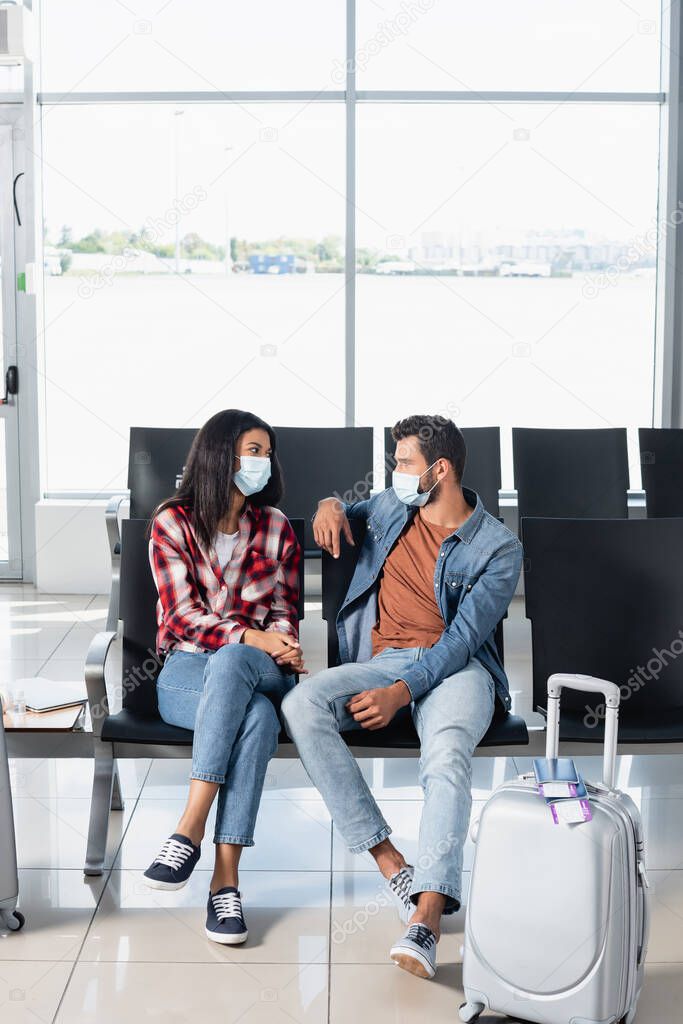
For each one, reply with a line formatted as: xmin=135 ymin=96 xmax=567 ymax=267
xmin=126 ymin=426 xmax=373 ymax=548
xmin=523 ymin=517 xmax=683 ymax=743
xmin=513 ymin=427 xmax=629 ymax=520
xmin=104 ymin=427 xmax=198 ymax=631
xmin=128 ymin=426 xmax=197 ymax=520
xmin=384 ymin=425 xmax=502 ymax=517
xmin=274 ymin=426 xmax=373 ymax=554
xmin=639 ymin=427 xmax=683 ymax=517
xmin=321 ymin=518 xmax=528 ymax=752
xmin=105 ymin=424 xmax=373 ymax=628
xmin=84 ymin=516 xmax=305 ymax=875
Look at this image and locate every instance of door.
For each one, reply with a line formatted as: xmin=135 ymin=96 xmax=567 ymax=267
xmin=0 ymin=124 xmax=22 ymax=578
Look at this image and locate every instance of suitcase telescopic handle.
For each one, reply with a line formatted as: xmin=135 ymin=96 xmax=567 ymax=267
xmin=546 ymin=673 xmax=621 ymax=789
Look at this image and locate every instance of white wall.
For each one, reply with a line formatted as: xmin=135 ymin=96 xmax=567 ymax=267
xmin=34 ymin=499 xmax=114 ymax=594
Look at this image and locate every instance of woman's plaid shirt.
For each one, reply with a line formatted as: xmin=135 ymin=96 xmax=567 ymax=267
xmin=149 ymin=502 xmax=301 ymax=654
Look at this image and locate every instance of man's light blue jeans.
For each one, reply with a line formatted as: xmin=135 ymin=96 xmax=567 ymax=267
xmin=156 ymin=645 xmax=294 ymax=846
xmin=282 ymin=647 xmax=495 ymax=912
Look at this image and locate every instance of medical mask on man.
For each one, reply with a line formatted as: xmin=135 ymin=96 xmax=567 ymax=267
xmin=392 ymin=460 xmax=439 ymax=507
xmin=234 ymin=456 xmax=271 ymax=496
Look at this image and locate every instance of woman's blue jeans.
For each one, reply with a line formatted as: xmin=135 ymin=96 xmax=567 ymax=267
xmin=156 ymin=644 xmax=294 ymax=846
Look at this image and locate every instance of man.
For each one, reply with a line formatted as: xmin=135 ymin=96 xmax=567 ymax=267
xmin=281 ymin=415 xmax=522 ymax=979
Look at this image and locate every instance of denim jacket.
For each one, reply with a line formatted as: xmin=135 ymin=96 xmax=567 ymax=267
xmin=336 ymin=487 xmax=523 ymax=710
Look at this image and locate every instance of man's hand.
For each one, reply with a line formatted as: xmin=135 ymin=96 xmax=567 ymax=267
xmin=242 ymin=629 xmax=308 ymax=674
xmin=346 ymin=681 xmax=411 ymax=730
xmin=313 ymin=497 xmax=355 ymax=559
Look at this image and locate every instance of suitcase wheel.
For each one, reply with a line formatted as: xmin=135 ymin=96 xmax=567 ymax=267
xmin=1 ymin=910 xmax=25 ymax=932
xmin=459 ymin=1000 xmax=484 ymax=1023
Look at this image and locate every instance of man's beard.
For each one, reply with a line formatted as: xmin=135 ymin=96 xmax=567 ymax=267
xmin=420 ymin=470 xmax=440 ymax=505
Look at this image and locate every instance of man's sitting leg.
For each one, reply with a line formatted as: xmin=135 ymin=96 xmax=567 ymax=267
xmin=389 ymin=659 xmax=496 ymax=979
xmin=282 ymin=659 xmax=398 ymax=855
xmin=282 ymin=652 xmax=421 ymax=917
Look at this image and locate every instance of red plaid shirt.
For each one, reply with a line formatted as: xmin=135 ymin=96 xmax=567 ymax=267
xmin=149 ymin=502 xmax=301 ymax=655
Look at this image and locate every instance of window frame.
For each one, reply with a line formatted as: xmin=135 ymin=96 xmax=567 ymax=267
xmin=33 ymin=0 xmax=679 ymax=498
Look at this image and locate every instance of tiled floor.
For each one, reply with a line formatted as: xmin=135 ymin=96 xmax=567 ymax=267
xmin=1 ymin=584 xmax=683 ymax=1022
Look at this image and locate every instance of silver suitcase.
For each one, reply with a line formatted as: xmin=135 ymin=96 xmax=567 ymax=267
xmin=460 ymin=673 xmax=649 ymax=1024
xmin=0 ymin=697 xmax=25 ymax=933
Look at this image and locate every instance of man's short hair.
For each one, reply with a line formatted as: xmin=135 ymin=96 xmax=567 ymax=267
xmin=391 ymin=415 xmax=467 ymax=483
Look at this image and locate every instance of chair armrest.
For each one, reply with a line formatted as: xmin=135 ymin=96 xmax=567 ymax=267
xmin=105 ymin=494 xmax=128 ymax=632
xmin=85 ymin=630 xmax=118 ymax=738
xmin=105 ymin=494 xmax=127 ymax=558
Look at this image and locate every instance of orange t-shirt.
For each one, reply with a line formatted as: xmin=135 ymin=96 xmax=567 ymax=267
xmin=371 ymin=512 xmax=452 ymax=656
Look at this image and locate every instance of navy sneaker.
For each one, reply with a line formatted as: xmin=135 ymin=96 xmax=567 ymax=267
xmin=205 ymin=886 xmax=248 ymax=945
xmin=142 ymin=833 xmax=201 ymax=891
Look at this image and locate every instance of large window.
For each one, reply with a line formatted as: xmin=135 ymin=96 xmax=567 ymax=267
xmin=41 ymin=0 xmax=346 ymax=92
xmin=356 ymin=102 xmax=660 ymax=486
xmin=38 ymin=1 xmax=667 ymax=493
xmin=355 ymin=0 xmax=662 ymax=91
xmin=42 ymin=103 xmax=345 ymax=490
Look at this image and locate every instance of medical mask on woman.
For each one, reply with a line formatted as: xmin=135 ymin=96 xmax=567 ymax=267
xmin=233 ymin=455 xmax=271 ymax=496
xmin=392 ymin=461 xmax=439 ymax=507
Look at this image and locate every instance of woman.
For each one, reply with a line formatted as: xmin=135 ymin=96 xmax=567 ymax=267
xmin=142 ymin=409 xmax=304 ymax=945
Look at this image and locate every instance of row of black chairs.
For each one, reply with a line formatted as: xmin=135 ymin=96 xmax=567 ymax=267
xmin=84 ymin=503 xmax=683 ymax=874
xmin=123 ymin=426 xmax=683 ymax=554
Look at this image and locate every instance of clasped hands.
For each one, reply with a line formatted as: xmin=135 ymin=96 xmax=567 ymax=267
xmin=243 ymin=629 xmax=307 ymax=674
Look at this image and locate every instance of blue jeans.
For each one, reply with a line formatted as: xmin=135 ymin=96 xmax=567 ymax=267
xmin=281 ymin=647 xmax=495 ymax=911
xmin=156 ymin=645 xmax=294 ymax=846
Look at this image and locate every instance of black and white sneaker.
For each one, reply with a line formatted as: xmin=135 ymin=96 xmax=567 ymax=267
xmin=390 ymin=923 xmax=437 ymax=979
xmin=205 ymin=886 xmax=248 ymax=945
xmin=387 ymin=865 xmax=415 ymax=925
xmin=142 ymin=833 xmax=201 ymax=891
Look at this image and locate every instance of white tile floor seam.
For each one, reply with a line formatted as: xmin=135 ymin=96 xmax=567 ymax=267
xmin=2 ymin=586 xmax=683 ymax=1021
xmin=46 ymin=758 xmax=156 ymax=1024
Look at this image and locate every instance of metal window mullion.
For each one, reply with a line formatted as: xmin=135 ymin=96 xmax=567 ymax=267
xmin=656 ymin=0 xmax=682 ymax=427
xmin=36 ymin=90 xmax=346 ymax=104
xmin=355 ymin=90 xmax=665 ymax=103
xmin=36 ymin=90 xmax=665 ymax=106
xmin=0 ymin=125 xmax=22 ymax=578
xmin=17 ymin=44 xmax=41 ymax=581
xmin=345 ymin=0 xmax=356 ymax=428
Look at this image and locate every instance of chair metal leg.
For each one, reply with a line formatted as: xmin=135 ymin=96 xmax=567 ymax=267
xmin=84 ymin=741 xmax=115 ymax=876
xmin=110 ymin=759 xmax=124 ymax=812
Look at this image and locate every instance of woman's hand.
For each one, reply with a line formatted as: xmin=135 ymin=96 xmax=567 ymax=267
xmin=272 ymin=639 xmax=307 ymax=674
xmin=242 ymin=629 xmax=307 ymax=674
